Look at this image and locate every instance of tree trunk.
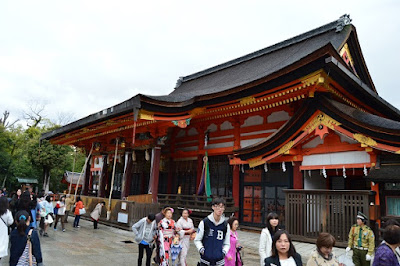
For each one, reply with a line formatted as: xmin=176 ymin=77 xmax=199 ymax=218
xmin=43 ymin=167 xmax=50 ymax=193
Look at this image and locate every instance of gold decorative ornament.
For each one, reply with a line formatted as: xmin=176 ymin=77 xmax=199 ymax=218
xmin=240 ymin=96 xmax=256 ymax=105
xmin=248 ymin=157 xmax=264 ymax=168
xmin=278 ymin=141 xmax=294 ymax=155
xmin=353 ymin=133 xmax=377 ymax=147
xmin=304 ymin=113 xmax=341 ymax=133
xmin=139 ymin=110 xmax=154 ymax=120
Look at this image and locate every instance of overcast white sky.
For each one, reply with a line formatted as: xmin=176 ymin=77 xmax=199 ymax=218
xmin=1 ymin=1 xmax=399 ymax=126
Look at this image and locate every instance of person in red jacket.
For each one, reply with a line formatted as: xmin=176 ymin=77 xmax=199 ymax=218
xmin=73 ymin=197 xmax=84 ymax=228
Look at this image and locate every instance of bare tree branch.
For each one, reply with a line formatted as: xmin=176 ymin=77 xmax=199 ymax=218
xmin=23 ymin=100 xmax=48 ymax=127
xmin=0 ymin=110 xmax=19 ymax=129
xmin=55 ymin=111 xmax=76 ymax=126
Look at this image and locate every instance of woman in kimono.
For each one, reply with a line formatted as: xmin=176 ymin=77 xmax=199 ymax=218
xmin=176 ymin=208 xmax=195 ymax=265
xmin=158 ymin=207 xmax=180 ymax=265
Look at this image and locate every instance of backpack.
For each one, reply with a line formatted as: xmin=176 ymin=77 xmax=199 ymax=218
xmin=16 ymin=229 xmax=37 ymax=266
xmin=201 ymin=217 xmax=228 ymax=244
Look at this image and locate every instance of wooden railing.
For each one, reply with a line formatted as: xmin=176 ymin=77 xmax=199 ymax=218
xmin=284 ymin=189 xmax=371 ymax=246
xmin=157 ymin=194 xmax=238 ymax=226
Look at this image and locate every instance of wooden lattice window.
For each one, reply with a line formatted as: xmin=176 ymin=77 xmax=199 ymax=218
xmin=208 ymin=155 xmax=233 ymax=197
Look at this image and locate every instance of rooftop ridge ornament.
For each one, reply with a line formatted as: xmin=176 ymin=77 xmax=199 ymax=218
xmin=336 ymin=14 xmax=352 ymax=32
xmin=175 ymin=76 xmax=184 ymax=88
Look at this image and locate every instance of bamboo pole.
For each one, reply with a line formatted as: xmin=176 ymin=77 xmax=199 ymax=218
xmin=68 ymin=148 xmax=77 ymax=195
xmin=74 ymin=144 xmax=94 ymax=200
xmin=107 ymin=138 xmax=119 ymax=220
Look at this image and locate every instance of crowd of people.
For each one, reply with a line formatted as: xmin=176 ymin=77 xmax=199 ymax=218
xmin=1 ymin=188 xmax=400 ymax=266
xmin=0 ymin=187 xmax=106 ymax=265
xmin=131 ymin=197 xmax=399 ymax=266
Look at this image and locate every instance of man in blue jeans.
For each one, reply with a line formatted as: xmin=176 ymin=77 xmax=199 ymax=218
xmin=194 ymin=197 xmax=231 ymax=266
xmin=132 ymin=213 xmax=157 ymax=266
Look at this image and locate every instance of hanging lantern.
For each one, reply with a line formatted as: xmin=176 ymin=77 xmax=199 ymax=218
xmin=94 ymin=142 xmax=101 ymax=151
xmin=363 ymin=165 xmax=368 ymax=176
xmin=282 ymin=162 xmax=286 ymax=172
xmin=241 ymin=164 xmax=245 ymax=173
xmin=308 ymin=170 xmax=311 ymax=177
xmin=120 ymin=139 xmax=126 ymax=148
xmin=145 ymin=149 xmax=150 ymax=161
xmin=322 ymin=167 xmax=327 ymax=178
xmin=264 ymin=162 xmax=268 ymax=172
xmin=132 ymin=151 xmax=136 ymax=162
xmin=343 ymin=166 xmax=347 ymax=178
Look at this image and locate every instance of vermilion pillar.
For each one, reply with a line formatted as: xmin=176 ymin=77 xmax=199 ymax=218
xmin=232 ymin=119 xmax=241 ymax=210
xmin=292 ymin=162 xmax=303 ymax=189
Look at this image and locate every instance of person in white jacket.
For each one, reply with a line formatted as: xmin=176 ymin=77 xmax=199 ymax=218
xmin=0 ymin=196 xmax=14 ymax=259
xmin=259 ymin=212 xmax=280 ymax=265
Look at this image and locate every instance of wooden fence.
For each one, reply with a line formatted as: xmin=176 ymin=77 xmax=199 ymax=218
xmin=284 ymin=189 xmax=371 ymax=246
xmin=80 ymin=196 xmax=160 ymax=228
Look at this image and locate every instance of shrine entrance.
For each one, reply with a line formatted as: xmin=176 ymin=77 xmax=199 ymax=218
xmin=240 ymin=163 xmax=292 ymax=227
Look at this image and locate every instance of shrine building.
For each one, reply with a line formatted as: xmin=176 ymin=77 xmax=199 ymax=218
xmin=42 ymin=15 xmax=400 ymax=231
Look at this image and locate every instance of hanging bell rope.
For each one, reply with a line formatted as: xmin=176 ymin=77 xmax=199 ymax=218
xmin=68 ymin=148 xmax=77 ymax=195
xmin=74 ymin=143 xmax=94 ymax=200
xmin=107 ymin=138 xmax=119 ymax=220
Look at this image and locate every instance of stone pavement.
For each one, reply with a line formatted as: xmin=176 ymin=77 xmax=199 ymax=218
xmin=1 ymin=218 xmax=348 ymax=266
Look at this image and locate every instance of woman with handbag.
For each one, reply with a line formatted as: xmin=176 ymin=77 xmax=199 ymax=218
xmin=42 ymin=196 xmax=54 ymax=237
xmin=225 ymin=217 xmax=243 ymax=266
xmin=73 ymin=196 xmax=84 ymax=228
xmin=9 ymin=210 xmax=43 ymax=266
xmin=90 ymin=201 xmax=105 ymax=229
xmin=0 ymin=196 xmax=14 ymax=261
xmin=176 ymin=208 xmax=195 ymax=266
xmin=54 ymin=196 xmax=66 ymax=232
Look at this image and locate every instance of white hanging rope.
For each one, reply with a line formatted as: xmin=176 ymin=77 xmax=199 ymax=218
xmin=322 ymin=167 xmax=327 ymax=178
xmin=107 ymin=138 xmax=119 ymax=220
xmin=74 ymin=144 xmax=94 ymax=200
xmin=343 ymin=166 xmax=347 ymax=178
xmin=68 ymin=148 xmax=77 ymax=195
xmin=363 ymin=165 xmax=368 ymax=176
xmin=264 ymin=162 xmax=268 ymax=172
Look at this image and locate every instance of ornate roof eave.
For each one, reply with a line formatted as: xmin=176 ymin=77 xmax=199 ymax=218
xmin=234 ymin=94 xmax=400 ymax=165
xmin=323 ymin=56 xmax=400 ymax=120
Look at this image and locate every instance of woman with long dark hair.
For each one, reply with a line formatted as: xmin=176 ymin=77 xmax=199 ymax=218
xmin=17 ymin=191 xmax=36 ymax=227
xmin=264 ymin=230 xmax=302 ymax=266
xmin=259 ymin=212 xmax=280 ymax=265
xmin=0 ymin=196 xmax=14 ymax=260
xmin=73 ymin=196 xmax=84 ymax=228
xmin=9 ymin=210 xmax=43 ymax=266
